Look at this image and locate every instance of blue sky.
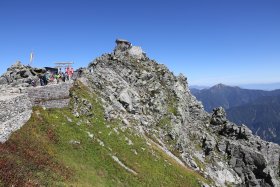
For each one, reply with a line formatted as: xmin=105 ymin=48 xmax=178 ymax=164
xmin=0 ymin=0 xmax=279 ymax=86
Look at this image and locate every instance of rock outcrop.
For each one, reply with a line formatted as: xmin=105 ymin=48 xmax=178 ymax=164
xmin=0 ymin=93 xmax=32 ymax=143
xmin=84 ymin=40 xmax=280 ymax=187
xmin=209 ymin=107 xmax=280 ymax=186
xmin=113 ymin=39 xmax=145 ymax=60
xmin=0 ymin=61 xmax=46 ymax=87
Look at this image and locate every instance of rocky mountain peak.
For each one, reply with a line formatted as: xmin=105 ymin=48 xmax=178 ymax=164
xmin=8 ymin=61 xmax=25 ymax=70
xmin=84 ymin=40 xmax=280 ymax=186
xmin=211 ymin=83 xmax=228 ymax=89
xmin=211 ymin=83 xmax=242 ymax=91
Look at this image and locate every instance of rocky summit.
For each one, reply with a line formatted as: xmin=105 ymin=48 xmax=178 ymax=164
xmin=1 ymin=40 xmax=280 ymax=187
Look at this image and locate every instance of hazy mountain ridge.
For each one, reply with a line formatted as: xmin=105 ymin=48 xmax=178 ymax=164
xmin=191 ymin=84 xmax=280 ymax=111
xmin=191 ymin=84 xmax=280 ymax=144
xmin=227 ymin=95 xmax=280 ymax=143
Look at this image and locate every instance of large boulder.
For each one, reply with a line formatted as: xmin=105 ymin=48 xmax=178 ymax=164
xmin=128 ymin=46 xmax=145 ymax=59
xmin=0 ymin=77 xmax=8 ymax=85
xmin=227 ymin=143 xmax=274 ymax=186
xmin=113 ymin=39 xmax=145 ymax=60
xmin=210 ymin=107 xmax=227 ymax=126
xmin=202 ymin=134 xmax=216 ymax=155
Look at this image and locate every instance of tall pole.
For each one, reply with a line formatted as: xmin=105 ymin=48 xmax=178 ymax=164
xmin=30 ymin=51 xmax=34 ymax=66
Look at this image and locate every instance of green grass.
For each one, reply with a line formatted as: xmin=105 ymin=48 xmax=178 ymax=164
xmin=167 ymin=95 xmax=179 ymax=116
xmin=156 ymin=116 xmax=172 ymax=129
xmin=0 ymin=81 xmax=206 ymax=186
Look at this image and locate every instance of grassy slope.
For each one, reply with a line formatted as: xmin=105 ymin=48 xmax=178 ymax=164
xmin=0 ymin=81 xmax=206 ymax=187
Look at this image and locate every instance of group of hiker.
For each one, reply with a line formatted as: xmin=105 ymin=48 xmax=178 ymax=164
xmin=32 ymin=66 xmax=74 ymax=87
xmin=27 ymin=65 xmax=87 ymax=87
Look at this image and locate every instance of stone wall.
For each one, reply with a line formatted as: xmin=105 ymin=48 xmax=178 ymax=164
xmin=0 ymin=82 xmax=73 ymax=143
xmin=24 ymin=82 xmax=72 ymax=108
xmin=0 ymin=94 xmax=32 ymax=143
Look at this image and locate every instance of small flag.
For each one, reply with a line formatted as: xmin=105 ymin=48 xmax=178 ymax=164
xmin=30 ymin=52 xmax=34 ymax=64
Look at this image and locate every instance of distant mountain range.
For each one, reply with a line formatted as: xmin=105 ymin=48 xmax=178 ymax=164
xmin=190 ymin=82 xmax=280 ymax=91
xmin=191 ymin=84 xmax=280 ymax=144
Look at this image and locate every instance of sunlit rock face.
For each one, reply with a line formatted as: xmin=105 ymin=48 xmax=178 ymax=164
xmin=86 ymin=39 xmax=280 ymax=187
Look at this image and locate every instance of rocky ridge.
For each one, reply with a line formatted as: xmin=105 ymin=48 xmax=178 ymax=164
xmin=83 ymin=40 xmax=280 ymax=186
xmin=1 ymin=40 xmax=280 ymax=186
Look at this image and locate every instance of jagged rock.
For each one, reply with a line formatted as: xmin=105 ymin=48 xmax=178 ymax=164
xmin=128 ymin=46 xmax=145 ymax=59
xmin=0 ymin=77 xmax=8 ymax=84
xmin=0 ymin=61 xmax=46 ymax=87
xmin=220 ymin=122 xmax=252 ymax=140
xmin=85 ymin=39 xmax=280 ymax=186
xmin=226 ymin=143 xmax=274 ymax=186
xmin=202 ymin=134 xmax=216 ymax=155
xmin=118 ymin=88 xmax=133 ymax=111
xmin=210 ymin=107 xmax=227 ymax=126
xmin=189 ymin=159 xmax=198 ymax=169
xmin=8 ymin=61 xmax=25 ymax=70
xmin=217 ymin=141 xmax=228 ymax=153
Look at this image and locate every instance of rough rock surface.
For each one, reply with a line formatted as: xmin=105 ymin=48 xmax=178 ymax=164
xmin=23 ymin=82 xmax=72 ymax=108
xmin=0 ymin=94 xmax=32 ymax=142
xmin=84 ymin=40 xmax=280 ymax=187
xmin=0 ymin=61 xmax=46 ymax=87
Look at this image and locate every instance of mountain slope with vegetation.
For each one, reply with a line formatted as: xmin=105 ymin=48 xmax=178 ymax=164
xmin=1 ymin=40 xmax=280 ymax=186
xmin=0 ymin=81 xmax=205 ymax=187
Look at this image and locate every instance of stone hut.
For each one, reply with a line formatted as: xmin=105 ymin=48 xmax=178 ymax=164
xmin=115 ymin=39 xmax=132 ymax=52
xmin=113 ymin=39 xmax=145 ymax=60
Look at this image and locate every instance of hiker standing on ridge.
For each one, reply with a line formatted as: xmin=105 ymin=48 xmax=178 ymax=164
xmin=61 ymin=71 xmax=66 ymax=82
xmin=54 ymin=73 xmax=60 ymax=84
xmin=43 ymin=71 xmax=49 ymax=85
xmin=66 ymin=65 xmax=74 ymax=80
xmin=77 ymin=68 xmax=83 ymax=78
xmin=39 ymin=74 xmax=44 ymax=86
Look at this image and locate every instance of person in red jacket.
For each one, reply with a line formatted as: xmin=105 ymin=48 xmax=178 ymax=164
xmin=66 ymin=65 xmax=74 ymax=80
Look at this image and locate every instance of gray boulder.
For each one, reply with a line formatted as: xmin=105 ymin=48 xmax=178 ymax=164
xmin=210 ymin=107 xmax=227 ymax=125
xmin=0 ymin=61 xmax=46 ymax=87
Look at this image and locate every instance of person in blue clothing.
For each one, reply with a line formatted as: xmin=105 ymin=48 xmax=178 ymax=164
xmin=43 ymin=71 xmax=50 ymax=85
xmin=38 ymin=74 xmax=44 ymax=86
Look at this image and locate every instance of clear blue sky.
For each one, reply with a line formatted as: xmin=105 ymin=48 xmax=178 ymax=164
xmin=0 ymin=0 xmax=279 ymax=86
